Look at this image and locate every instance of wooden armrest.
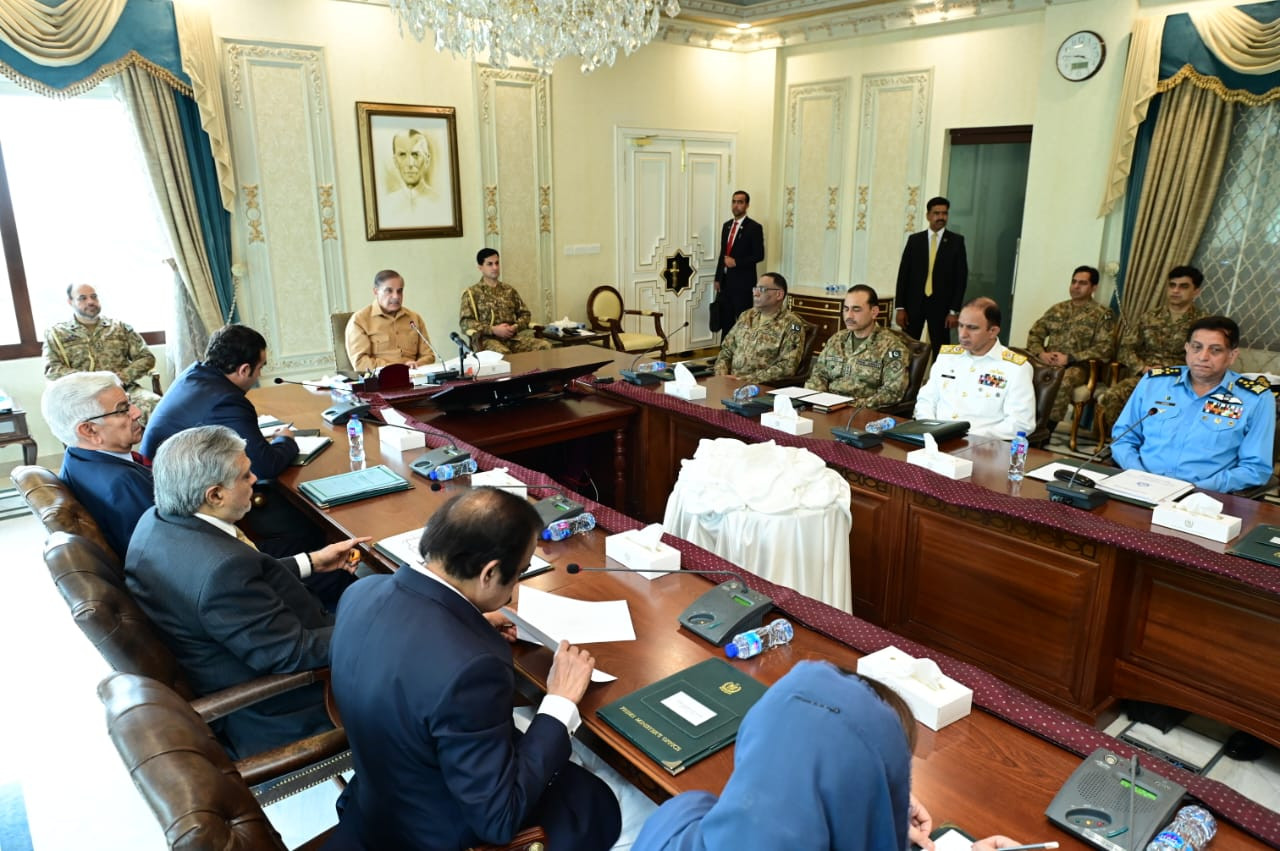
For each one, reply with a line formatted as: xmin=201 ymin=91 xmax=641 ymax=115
xmin=470 ymin=825 xmax=549 ymax=851
xmin=190 ymin=669 xmax=327 ymax=723
xmin=150 ymin=372 xmax=162 ymax=395
xmin=624 ymin=309 xmax=664 ymax=318
xmin=1108 ymin=361 xmax=1126 ymax=385
xmin=234 ymin=726 xmax=350 ymax=787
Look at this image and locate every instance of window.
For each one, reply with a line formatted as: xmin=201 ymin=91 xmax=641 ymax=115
xmin=1193 ymin=101 xmax=1280 ymax=352
xmin=0 ymin=77 xmax=172 ymax=359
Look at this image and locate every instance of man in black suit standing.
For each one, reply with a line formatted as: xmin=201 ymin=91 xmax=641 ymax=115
xmin=714 ymin=190 xmax=765 ymax=338
xmin=895 ymin=196 xmax=968 ymax=362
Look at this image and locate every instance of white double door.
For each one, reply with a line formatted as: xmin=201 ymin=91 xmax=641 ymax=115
xmin=616 ymin=129 xmax=735 ymax=354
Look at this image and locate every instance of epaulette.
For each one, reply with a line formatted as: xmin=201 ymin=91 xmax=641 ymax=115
xmin=939 ymin=344 xmax=964 ymax=355
xmin=1237 ymin=375 xmax=1271 ymax=395
xmin=1149 ymin=366 xmax=1181 ymax=377
xmin=1002 ymin=349 xmax=1027 ymax=365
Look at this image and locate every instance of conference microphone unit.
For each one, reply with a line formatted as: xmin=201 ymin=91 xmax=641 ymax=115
xmin=449 ymin=331 xmax=475 ymax=354
xmin=620 ymin=321 xmax=691 ymax=385
xmin=273 ymin=376 xmax=346 ymax=392
xmin=564 ymin=562 xmax=737 ymax=578
xmin=409 ymin=321 xmax=459 ymax=381
xmin=831 ymin=406 xmax=882 ymax=449
xmin=1045 ymin=407 xmax=1159 ymax=510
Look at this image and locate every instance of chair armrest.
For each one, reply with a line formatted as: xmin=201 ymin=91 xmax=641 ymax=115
xmin=470 ymin=825 xmax=549 ymax=851
xmin=1108 ymin=361 xmax=1126 ymax=385
xmin=150 ymin=372 xmax=162 ymax=395
xmin=623 ymin=309 xmax=664 ymax=318
xmin=190 ymin=669 xmax=327 ymax=723
xmin=234 ymin=726 xmax=350 ymax=788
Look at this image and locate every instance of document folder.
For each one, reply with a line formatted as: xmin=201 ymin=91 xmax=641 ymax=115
xmin=881 ymin=419 xmax=970 ymax=446
xmin=1227 ymin=523 xmax=1280 ymax=568
xmin=297 ymin=465 xmax=411 ymax=508
xmin=291 ymin=435 xmax=333 ymax=466
xmin=596 ymin=658 xmax=766 ymax=775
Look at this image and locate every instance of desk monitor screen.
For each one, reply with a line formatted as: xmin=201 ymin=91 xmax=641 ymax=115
xmin=428 ymin=360 xmax=612 ymax=413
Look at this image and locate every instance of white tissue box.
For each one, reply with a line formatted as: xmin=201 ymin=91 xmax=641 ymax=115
xmin=1152 ymin=501 xmax=1242 ymax=543
xmin=604 ymin=529 xmax=680 ymax=580
xmin=663 ymin=382 xmax=706 ymax=400
xmin=906 ymin=448 xmax=972 ymax=479
xmin=857 ymin=645 xmax=973 ymax=730
xmin=467 ymin=361 xmax=512 ymax=378
xmin=470 ymin=469 xmax=528 ymax=500
xmin=379 ymin=427 xmax=426 ymax=452
xmin=760 ymin=412 xmax=814 ymax=435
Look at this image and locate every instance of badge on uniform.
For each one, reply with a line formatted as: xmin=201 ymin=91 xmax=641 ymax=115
xmin=979 ymin=372 xmax=1007 ymax=389
xmin=1203 ymin=393 xmax=1243 ymax=420
xmin=889 ymin=350 xmax=901 ymax=359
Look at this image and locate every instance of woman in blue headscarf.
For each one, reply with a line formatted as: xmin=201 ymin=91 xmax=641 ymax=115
xmin=633 ymin=660 xmax=1021 ymax=851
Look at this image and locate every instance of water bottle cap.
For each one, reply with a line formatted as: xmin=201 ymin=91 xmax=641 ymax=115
xmin=539 ymin=529 xmax=552 ymax=541
xmin=724 ymin=643 xmax=739 ymax=658
xmin=1016 ymin=430 xmax=1026 ymax=437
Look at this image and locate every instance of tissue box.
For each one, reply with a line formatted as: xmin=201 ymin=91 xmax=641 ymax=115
xmin=604 ymin=530 xmax=680 ymax=580
xmin=466 ymin=361 xmax=512 ymax=379
xmin=379 ymin=427 xmax=425 ymax=452
xmin=906 ymin=447 xmax=972 ymax=479
xmin=470 ymin=469 xmax=528 ymax=500
xmin=1152 ymin=501 xmax=1242 ymax=543
xmin=857 ymin=645 xmax=973 ymax=730
xmin=760 ymin=412 xmax=814 ymax=435
xmin=663 ymin=382 xmax=706 ymax=401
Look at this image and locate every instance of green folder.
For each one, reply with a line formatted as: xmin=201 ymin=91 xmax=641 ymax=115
xmin=297 ymin=464 xmax=411 ymax=508
xmin=596 ymin=657 xmax=767 ymax=775
xmin=1227 ymin=524 xmax=1280 ymax=568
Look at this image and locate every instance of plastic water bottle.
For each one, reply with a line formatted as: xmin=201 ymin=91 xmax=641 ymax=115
xmin=346 ymin=418 xmax=365 ymax=470
xmin=865 ymin=416 xmax=896 ymax=434
xmin=1146 ymin=805 xmax=1217 ymax=850
xmin=636 ymin=361 xmax=668 ymax=373
xmin=542 ymin=513 xmax=597 ymax=541
xmin=724 ymin=618 xmax=795 ymax=659
xmin=428 ymin=458 xmax=478 ymax=481
xmin=733 ymin=384 xmax=760 ymax=402
xmin=1008 ymin=430 xmax=1029 ymax=482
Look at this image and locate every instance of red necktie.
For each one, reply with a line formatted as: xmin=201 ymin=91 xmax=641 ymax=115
xmin=726 ymin=220 xmax=738 ymax=256
xmin=131 ymin=451 xmax=151 ymax=468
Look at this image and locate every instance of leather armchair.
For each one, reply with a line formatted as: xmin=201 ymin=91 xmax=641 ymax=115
xmin=764 ymin=320 xmax=819 ymax=389
xmin=12 ymin=464 xmax=118 ymax=563
xmin=883 ymin=337 xmax=932 ymax=418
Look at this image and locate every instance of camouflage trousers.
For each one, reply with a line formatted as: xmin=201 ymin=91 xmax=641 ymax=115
xmin=1050 ymin=364 xmax=1090 ymax=423
xmin=126 ymin=385 xmax=162 ymax=425
xmin=1093 ymin=375 xmax=1141 ymax=435
xmin=478 ymin=330 xmax=553 ymax=354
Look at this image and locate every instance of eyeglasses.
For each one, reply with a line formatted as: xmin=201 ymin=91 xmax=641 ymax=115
xmin=82 ymin=402 xmax=132 ymax=423
xmin=752 ymin=286 xmax=784 ymax=294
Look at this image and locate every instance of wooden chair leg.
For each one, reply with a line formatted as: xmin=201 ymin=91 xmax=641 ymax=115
xmin=1069 ymin=401 xmax=1086 ymax=453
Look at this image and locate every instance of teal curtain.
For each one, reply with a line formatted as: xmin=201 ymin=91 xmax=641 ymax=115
xmin=175 ymin=90 xmax=235 ymax=322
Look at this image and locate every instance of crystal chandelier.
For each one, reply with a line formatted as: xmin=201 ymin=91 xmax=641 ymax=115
xmin=390 ymin=0 xmax=681 ymax=74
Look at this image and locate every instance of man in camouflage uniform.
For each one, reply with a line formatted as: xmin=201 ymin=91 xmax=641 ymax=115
xmin=1095 ymin=265 xmax=1207 ymax=432
xmin=805 ymin=285 xmax=909 ymax=408
xmin=459 ymin=248 xmax=551 ymax=354
xmin=44 ymin=284 xmax=160 ymax=422
xmin=1024 ymin=265 xmax=1116 ymax=428
xmin=714 ymin=272 xmax=806 ymax=384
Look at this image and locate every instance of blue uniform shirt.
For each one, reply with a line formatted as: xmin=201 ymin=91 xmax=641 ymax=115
xmin=1110 ymin=366 xmax=1275 ymax=493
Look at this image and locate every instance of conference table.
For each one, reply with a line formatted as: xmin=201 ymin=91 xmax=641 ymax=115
xmin=249 ymin=369 xmax=1267 ymax=847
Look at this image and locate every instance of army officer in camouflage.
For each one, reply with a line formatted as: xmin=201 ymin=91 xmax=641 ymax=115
xmin=44 ymin=284 xmax=160 ymax=422
xmin=1095 ymin=266 xmax=1206 ymax=432
xmin=805 ymin=285 xmax=909 ymax=408
xmin=714 ymin=272 xmax=806 ymax=385
xmin=1024 ymin=266 xmax=1115 ymax=426
xmin=459 ymin=249 xmax=552 ymax=354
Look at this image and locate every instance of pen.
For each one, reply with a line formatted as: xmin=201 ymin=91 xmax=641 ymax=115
xmin=997 ymin=843 xmax=1058 ymax=851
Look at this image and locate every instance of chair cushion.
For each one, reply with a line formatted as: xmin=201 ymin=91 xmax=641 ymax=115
xmin=617 ymin=333 xmax=664 ymax=353
xmin=1072 ymin=384 xmax=1095 ymax=403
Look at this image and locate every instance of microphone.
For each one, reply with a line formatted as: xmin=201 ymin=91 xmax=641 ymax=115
xmin=449 ymin=331 xmax=474 ymax=354
xmin=408 ymin=321 xmax=459 ymax=381
xmin=1045 ymin=407 xmax=1160 ymax=509
xmin=832 ymin=406 xmax=883 ymax=449
xmin=565 ymin=562 xmax=738 ymax=579
xmin=273 ymin=376 xmax=345 ymax=392
xmin=621 ymin=321 xmax=691 ymax=385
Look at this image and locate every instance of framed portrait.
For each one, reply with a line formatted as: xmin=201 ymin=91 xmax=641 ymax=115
xmin=356 ymin=102 xmax=463 ymax=240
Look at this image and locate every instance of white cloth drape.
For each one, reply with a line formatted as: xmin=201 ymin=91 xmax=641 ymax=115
xmin=172 ymin=0 xmax=235 ymax=212
xmin=662 ymin=438 xmax=853 ymax=613
xmin=0 ymin=0 xmax=126 ymax=66
xmin=1191 ymin=7 xmax=1280 ymax=74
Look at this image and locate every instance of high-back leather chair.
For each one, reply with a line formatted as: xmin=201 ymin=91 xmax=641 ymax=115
xmin=765 ymin=320 xmax=820 ymax=388
xmin=884 ymin=337 xmax=932 ymax=417
xmin=331 ymin=311 xmax=355 ymax=375
xmin=1026 ymin=358 xmax=1065 ymax=448
xmin=12 ymin=464 xmax=119 ymax=564
xmin=586 ymin=285 xmax=666 ymax=358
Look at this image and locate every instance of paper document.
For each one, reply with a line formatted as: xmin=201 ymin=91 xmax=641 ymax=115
xmin=374 ymin=527 xmax=549 ymax=579
xmin=767 ymin=387 xmax=818 ymax=399
xmin=1026 ymin=460 xmax=1115 ymax=483
xmin=1097 ymin=468 xmax=1193 ymax=505
xmin=514 ymin=585 xmax=636 ymax=645
xmin=501 ymin=605 xmax=616 ymax=683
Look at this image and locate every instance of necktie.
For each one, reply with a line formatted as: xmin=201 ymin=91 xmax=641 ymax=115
xmin=925 ymin=231 xmax=938 ymax=297
xmin=234 ymin=527 xmax=260 ymax=551
xmin=726 ymin=220 xmax=738 ymax=256
xmin=130 ymin=451 xmax=151 ymax=468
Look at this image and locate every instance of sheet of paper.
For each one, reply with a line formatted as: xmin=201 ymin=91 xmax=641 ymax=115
xmin=801 ymin=391 xmax=854 ymax=408
xmin=294 ymin=435 xmax=330 ymax=455
xmin=500 ymin=605 xmax=616 ymax=683
xmin=514 ymin=585 xmax=636 ymax=644
xmin=932 ymin=829 xmax=975 ymax=851
xmin=1026 ymin=460 xmax=1115 ymax=483
xmin=767 ymin=387 xmax=818 ymax=399
xmin=374 ymin=527 xmax=549 ymax=578
xmin=661 ymin=691 xmax=716 ymax=726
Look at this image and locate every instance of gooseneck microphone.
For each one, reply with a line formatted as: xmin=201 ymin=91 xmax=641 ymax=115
xmin=621 ymin=321 xmax=691 ymax=385
xmin=1045 ymin=407 xmax=1160 ymax=509
xmin=832 ymin=406 xmax=882 ymax=449
xmin=449 ymin=331 xmax=475 ymax=354
xmin=408 ymin=321 xmax=459 ymax=381
xmin=274 ymin=376 xmax=345 ymax=392
xmin=565 ymin=562 xmax=738 ymax=578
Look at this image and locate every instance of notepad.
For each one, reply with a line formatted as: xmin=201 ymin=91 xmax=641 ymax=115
xmin=291 ymin=435 xmax=333 ymax=466
xmin=297 ymin=465 xmax=411 ymax=508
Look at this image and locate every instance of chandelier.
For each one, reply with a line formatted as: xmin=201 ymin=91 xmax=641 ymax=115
xmin=390 ymin=0 xmax=681 ymax=74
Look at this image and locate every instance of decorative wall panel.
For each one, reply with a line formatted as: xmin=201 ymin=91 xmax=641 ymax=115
xmin=780 ymin=80 xmax=847 ymax=287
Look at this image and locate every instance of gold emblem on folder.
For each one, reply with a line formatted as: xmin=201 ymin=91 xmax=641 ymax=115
xmin=719 ymin=681 xmax=742 ymax=695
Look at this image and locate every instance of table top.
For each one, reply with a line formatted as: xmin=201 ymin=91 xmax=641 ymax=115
xmin=248 ymin=375 xmax=1259 ymax=848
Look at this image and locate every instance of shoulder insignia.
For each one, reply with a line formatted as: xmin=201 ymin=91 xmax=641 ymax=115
xmin=1237 ymin=375 xmax=1271 ymax=395
xmin=1149 ymin=366 xmax=1181 ymax=377
xmin=790 ymin=323 xmax=802 ymax=333
xmin=939 ymin=344 xmax=964 ymax=355
xmin=889 ymin=349 xmax=902 ymax=359
xmin=1002 ymin=349 xmax=1027 ymax=365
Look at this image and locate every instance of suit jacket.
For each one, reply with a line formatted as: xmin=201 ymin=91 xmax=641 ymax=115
xmin=714 ymin=216 xmax=764 ymax=292
xmin=894 ymin=228 xmax=968 ymax=317
xmin=124 ymin=508 xmax=334 ymax=758
xmin=60 ymin=447 xmax=154 ymax=558
xmin=332 ymin=568 xmax=572 ymax=849
xmin=139 ymin=362 xmax=298 ymax=480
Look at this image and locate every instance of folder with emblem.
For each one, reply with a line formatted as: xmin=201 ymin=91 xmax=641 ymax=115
xmin=297 ymin=464 xmax=411 ymax=508
xmin=881 ymin=419 xmax=970 ymax=445
xmin=1227 ymin=524 xmax=1280 ymax=568
xmin=596 ymin=658 xmax=767 ymax=775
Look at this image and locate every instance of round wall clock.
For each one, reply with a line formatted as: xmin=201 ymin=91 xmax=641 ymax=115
xmin=1056 ymin=30 xmax=1105 ymax=82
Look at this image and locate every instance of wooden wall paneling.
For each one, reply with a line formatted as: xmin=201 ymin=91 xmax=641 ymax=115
xmin=780 ymin=80 xmax=848 ymax=287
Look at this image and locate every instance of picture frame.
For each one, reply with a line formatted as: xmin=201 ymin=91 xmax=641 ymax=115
xmin=356 ymin=101 xmax=463 ymax=240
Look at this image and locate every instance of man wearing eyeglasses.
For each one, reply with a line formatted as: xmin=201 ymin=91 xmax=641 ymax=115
xmin=1110 ymin=316 xmax=1275 ymax=493
xmin=43 ymin=284 xmax=161 ymax=423
xmin=713 ymin=272 xmax=805 ymax=384
xmin=42 ymin=371 xmax=151 ymax=558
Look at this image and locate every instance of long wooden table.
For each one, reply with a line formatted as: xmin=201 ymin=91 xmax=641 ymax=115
xmin=249 ymin=378 xmax=1261 ymax=848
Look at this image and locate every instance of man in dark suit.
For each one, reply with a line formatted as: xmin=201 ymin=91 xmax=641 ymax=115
xmin=41 ymin=371 xmax=152 ymax=558
xmin=125 ymin=425 xmax=363 ymax=758
xmin=895 ymin=196 xmax=968 ymax=363
xmin=331 ymin=488 xmax=622 ymax=850
xmin=714 ymin=190 xmax=765 ymax=338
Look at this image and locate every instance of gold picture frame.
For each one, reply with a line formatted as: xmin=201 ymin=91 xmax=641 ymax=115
xmin=356 ymin=101 xmax=463 ymax=240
